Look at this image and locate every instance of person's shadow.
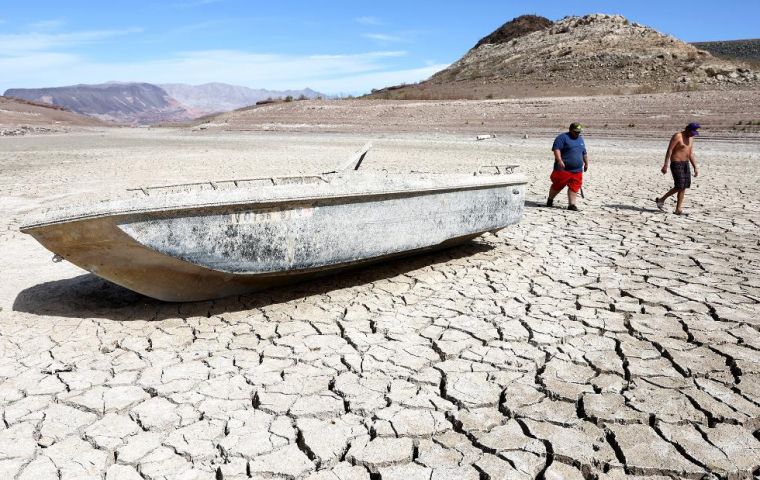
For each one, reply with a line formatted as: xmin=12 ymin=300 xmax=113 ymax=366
xmin=603 ymin=203 xmax=661 ymax=213
xmin=12 ymin=241 xmax=495 ymax=322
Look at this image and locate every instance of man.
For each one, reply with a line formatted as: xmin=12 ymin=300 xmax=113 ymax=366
xmin=547 ymin=122 xmax=588 ymax=211
xmin=655 ymin=123 xmax=700 ymax=215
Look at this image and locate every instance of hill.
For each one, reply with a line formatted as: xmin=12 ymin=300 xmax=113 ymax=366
xmin=367 ymin=14 xmax=758 ymax=100
xmin=4 ymin=83 xmax=194 ymax=125
xmin=0 ymin=96 xmax=107 ymax=134
xmin=692 ymin=39 xmax=760 ymax=66
xmin=472 ymin=14 xmax=552 ymax=50
xmin=159 ymin=83 xmax=323 ymax=115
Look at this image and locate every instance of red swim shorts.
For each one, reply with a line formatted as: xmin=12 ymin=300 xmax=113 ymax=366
xmin=550 ymin=170 xmax=583 ymax=193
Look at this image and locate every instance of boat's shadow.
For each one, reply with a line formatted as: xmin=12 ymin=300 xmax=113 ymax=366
xmin=12 ymin=241 xmax=495 ymax=321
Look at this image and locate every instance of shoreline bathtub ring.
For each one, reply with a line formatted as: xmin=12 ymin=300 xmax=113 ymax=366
xmin=21 ymin=144 xmax=527 ymax=302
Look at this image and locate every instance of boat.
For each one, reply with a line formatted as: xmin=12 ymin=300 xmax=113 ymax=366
xmin=20 ymin=144 xmax=526 ymax=302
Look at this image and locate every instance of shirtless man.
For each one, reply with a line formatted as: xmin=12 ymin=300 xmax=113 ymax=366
xmin=655 ymin=123 xmax=700 ymax=215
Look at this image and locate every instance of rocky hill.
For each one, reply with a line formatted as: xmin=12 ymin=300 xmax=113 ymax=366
xmin=4 ymin=83 xmax=194 ymax=125
xmin=0 ymin=96 xmax=107 ymax=134
xmin=472 ymin=15 xmax=552 ymax=50
xmin=159 ymin=83 xmax=323 ymax=115
xmin=692 ymin=39 xmax=760 ymax=65
xmin=368 ymin=14 xmax=758 ymax=100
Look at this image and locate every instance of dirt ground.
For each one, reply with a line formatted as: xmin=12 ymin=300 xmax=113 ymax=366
xmin=206 ymin=90 xmax=760 ymax=136
xmin=1 ymin=119 xmax=759 ymax=479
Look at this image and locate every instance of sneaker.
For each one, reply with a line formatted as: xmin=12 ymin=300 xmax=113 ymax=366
xmin=567 ymin=204 xmax=579 ymax=211
xmin=655 ymin=197 xmax=665 ymax=211
xmin=546 ymin=198 xmax=554 ymax=207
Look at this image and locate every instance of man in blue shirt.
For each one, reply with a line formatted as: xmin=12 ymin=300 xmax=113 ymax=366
xmin=547 ymin=122 xmax=589 ymax=211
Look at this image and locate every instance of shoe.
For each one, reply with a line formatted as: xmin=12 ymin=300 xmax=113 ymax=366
xmin=567 ymin=204 xmax=579 ymax=211
xmin=655 ymin=197 xmax=665 ymax=211
xmin=546 ymin=198 xmax=554 ymax=207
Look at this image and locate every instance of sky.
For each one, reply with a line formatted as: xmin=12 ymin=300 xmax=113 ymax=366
xmin=1 ymin=1 xmax=757 ymax=95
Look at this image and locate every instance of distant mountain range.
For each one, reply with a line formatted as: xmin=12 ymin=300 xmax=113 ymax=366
xmin=3 ymin=82 xmax=324 ymax=125
xmin=159 ymin=83 xmax=322 ymax=114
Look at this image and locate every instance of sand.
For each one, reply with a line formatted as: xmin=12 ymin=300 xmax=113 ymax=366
xmin=1 ymin=126 xmax=759 ymax=479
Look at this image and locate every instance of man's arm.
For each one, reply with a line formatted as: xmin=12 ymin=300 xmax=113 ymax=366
xmin=583 ymin=153 xmax=588 ymax=172
xmin=662 ymin=133 xmax=680 ymax=174
xmin=689 ymin=148 xmax=699 ymax=177
xmin=553 ymin=149 xmax=565 ymax=170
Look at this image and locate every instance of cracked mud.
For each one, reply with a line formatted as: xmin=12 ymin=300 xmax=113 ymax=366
xmin=1 ymin=130 xmax=759 ymax=479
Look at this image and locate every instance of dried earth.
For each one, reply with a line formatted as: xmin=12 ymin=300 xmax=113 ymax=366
xmin=1 ymin=125 xmax=759 ymax=479
xmin=203 ymin=90 xmax=760 ymax=136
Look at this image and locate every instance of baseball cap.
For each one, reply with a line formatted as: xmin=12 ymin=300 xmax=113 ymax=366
xmin=569 ymin=122 xmax=583 ymax=132
xmin=686 ymin=122 xmax=700 ymax=135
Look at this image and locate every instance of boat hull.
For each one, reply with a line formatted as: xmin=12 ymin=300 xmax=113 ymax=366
xmin=23 ymin=180 xmax=525 ymax=302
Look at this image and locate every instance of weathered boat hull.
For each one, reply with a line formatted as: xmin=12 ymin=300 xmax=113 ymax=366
xmin=22 ymin=174 xmax=525 ymax=302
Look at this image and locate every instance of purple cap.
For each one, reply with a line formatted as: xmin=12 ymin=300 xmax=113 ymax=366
xmin=686 ymin=122 xmax=700 ymax=135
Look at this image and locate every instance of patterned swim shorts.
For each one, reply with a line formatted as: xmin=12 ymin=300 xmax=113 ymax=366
xmin=671 ymin=161 xmax=691 ymax=189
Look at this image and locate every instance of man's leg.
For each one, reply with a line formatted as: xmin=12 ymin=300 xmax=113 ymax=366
xmin=657 ymin=187 xmax=678 ymax=210
xmin=568 ymin=189 xmax=577 ymax=206
xmin=547 ymin=186 xmax=562 ymax=206
xmin=660 ymin=187 xmax=679 ymax=201
xmin=675 ymin=189 xmax=686 ymax=213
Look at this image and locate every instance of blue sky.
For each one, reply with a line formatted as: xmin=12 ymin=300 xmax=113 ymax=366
xmin=1 ymin=1 xmax=756 ymax=95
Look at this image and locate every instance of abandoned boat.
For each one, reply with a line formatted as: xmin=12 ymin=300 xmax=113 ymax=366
xmin=21 ymin=144 xmax=526 ymax=301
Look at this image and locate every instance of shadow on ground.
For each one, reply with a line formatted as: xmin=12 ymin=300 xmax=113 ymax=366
xmin=13 ymin=241 xmax=495 ymax=322
xmin=603 ymin=203 xmax=661 ymax=213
